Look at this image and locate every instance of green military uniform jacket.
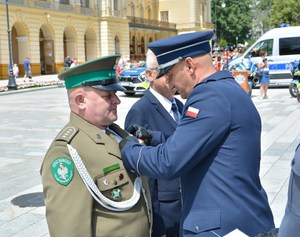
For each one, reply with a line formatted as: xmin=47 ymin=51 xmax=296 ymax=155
xmin=40 ymin=112 xmax=152 ymax=237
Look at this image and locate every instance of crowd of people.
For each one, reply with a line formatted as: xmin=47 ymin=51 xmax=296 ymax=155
xmin=40 ymin=32 xmax=298 ymax=237
xmin=212 ymin=46 xmax=242 ymax=71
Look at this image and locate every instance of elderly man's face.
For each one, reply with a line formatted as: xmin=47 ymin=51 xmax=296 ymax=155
xmin=84 ymin=88 xmax=121 ymax=129
xmin=146 ymin=68 xmax=177 ymax=101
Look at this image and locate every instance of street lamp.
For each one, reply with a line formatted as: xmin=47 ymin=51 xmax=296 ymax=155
xmin=213 ymin=0 xmax=226 ymax=49
xmin=5 ymin=0 xmax=17 ymax=90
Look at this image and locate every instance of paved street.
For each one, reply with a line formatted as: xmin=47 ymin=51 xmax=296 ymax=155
xmin=0 ymin=78 xmax=299 ymax=236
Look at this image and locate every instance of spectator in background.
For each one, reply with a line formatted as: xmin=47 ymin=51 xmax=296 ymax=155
xmin=70 ymin=58 xmax=78 ymax=68
xmin=251 ymin=47 xmax=259 ymax=57
xmin=257 ymin=49 xmax=270 ymax=99
xmin=23 ymin=57 xmax=32 ymax=82
xmin=13 ymin=64 xmax=19 ymax=80
xmin=231 ymin=48 xmax=239 ymax=60
xmin=212 ymin=51 xmax=222 ymax=71
xmin=222 ymin=46 xmax=231 ymax=68
xmin=65 ymin=56 xmax=72 ymax=69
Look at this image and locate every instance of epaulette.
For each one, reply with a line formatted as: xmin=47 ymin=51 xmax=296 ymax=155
xmin=55 ymin=125 xmax=78 ymax=143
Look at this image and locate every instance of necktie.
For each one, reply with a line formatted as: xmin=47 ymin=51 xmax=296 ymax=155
xmin=171 ymin=102 xmax=180 ymax=124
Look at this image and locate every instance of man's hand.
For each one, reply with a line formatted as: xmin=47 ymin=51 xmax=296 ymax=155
xmin=126 ymin=124 xmax=153 ymax=145
xmin=119 ymin=135 xmax=142 ymax=151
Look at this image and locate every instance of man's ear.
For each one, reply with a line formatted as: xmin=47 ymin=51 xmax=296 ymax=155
xmin=75 ymin=93 xmax=86 ymax=109
xmin=185 ymin=57 xmax=194 ymax=74
xmin=145 ymin=69 xmax=155 ymax=82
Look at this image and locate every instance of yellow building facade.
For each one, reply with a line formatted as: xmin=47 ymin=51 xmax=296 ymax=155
xmin=0 ymin=0 xmax=213 ymax=79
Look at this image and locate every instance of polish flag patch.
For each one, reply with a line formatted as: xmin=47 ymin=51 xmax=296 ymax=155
xmin=186 ymin=106 xmax=199 ymax=118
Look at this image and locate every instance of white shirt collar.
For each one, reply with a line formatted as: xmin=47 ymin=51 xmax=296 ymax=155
xmin=149 ymin=87 xmax=178 ymax=116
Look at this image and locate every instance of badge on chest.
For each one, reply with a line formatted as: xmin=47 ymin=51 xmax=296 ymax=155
xmin=96 ymin=164 xmax=129 ymax=201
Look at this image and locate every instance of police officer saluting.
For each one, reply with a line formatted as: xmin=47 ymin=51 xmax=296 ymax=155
xmin=40 ymin=55 xmax=152 ymax=237
xmin=120 ymin=32 xmax=275 ymax=236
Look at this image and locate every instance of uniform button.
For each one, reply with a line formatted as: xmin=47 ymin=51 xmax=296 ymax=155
xmin=96 ymin=134 xmax=102 ymax=139
xmin=195 ymin=225 xmax=200 ymax=232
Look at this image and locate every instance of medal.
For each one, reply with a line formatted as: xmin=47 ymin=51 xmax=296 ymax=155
xmin=111 ymin=188 xmax=122 ymax=201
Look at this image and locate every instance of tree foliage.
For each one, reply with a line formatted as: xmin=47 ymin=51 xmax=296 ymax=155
xmin=211 ymin=0 xmax=300 ymax=47
xmin=212 ymin=0 xmax=253 ymax=46
xmin=270 ymin=0 xmax=300 ymax=27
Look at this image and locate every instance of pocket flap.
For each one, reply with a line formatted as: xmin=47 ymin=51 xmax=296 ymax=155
xmin=183 ymin=208 xmax=220 ymax=233
xmin=96 ymin=169 xmax=129 ymax=191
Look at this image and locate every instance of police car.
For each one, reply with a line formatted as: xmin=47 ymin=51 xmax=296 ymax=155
xmin=118 ymin=63 xmax=150 ymax=96
xmin=229 ymin=26 xmax=300 ymax=86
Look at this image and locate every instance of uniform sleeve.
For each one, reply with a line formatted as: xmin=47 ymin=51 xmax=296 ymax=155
xmin=121 ymin=84 xmax=232 ymax=180
xmin=41 ymin=144 xmax=93 ymax=237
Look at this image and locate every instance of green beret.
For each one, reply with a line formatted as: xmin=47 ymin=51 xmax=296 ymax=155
xmin=58 ymin=55 xmax=125 ymax=91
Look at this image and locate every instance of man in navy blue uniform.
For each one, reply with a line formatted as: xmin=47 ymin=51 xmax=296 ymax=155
xmin=278 ymin=143 xmax=300 ymax=236
xmin=120 ymin=31 xmax=275 ymax=236
xmin=125 ymin=49 xmax=183 ymax=237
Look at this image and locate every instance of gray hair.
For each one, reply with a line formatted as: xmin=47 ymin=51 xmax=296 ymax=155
xmin=146 ymin=49 xmax=158 ymax=69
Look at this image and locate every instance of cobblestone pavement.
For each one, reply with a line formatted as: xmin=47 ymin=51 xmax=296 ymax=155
xmin=0 ymin=78 xmax=299 ymax=236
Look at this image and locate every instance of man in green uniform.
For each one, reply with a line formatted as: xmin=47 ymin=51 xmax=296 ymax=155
xmin=40 ymin=55 xmax=152 ymax=237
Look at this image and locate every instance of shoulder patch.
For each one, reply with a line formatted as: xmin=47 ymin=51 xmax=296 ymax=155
xmin=56 ymin=126 xmax=78 ymax=143
xmin=186 ymin=106 xmax=200 ymax=118
xmin=51 ymin=157 xmax=74 ymax=186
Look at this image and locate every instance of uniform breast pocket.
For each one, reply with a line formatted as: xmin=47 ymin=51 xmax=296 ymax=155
xmin=96 ymin=169 xmax=129 ymax=201
xmin=289 ymin=157 xmax=300 ymax=216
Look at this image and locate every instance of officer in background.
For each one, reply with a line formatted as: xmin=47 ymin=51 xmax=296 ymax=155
xmin=278 ymin=143 xmax=300 ymax=236
xmin=64 ymin=55 xmax=72 ymax=69
xmin=125 ymin=49 xmax=183 ymax=237
xmin=120 ymin=32 xmax=275 ymax=236
xmin=40 ymin=55 xmax=152 ymax=237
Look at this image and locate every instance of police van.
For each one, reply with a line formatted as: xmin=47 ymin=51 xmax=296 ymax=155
xmin=229 ymin=26 xmax=300 ymax=86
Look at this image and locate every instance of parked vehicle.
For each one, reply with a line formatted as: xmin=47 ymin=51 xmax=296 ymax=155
xmin=289 ymin=60 xmax=300 ymax=98
xmin=228 ymin=26 xmax=300 ymax=86
xmin=118 ymin=63 xmax=150 ymax=96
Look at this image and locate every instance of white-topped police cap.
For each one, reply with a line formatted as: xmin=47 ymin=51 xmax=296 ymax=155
xmin=58 ymin=55 xmax=125 ymax=91
xmin=148 ymin=31 xmax=214 ymax=78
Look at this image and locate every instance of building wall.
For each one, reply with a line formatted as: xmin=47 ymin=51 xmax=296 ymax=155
xmin=0 ymin=0 xmax=130 ymax=79
xmin=0 ymin=0 xmax=213 ymax=79
xmin=158 ymin=0 xmax=213 ymax=34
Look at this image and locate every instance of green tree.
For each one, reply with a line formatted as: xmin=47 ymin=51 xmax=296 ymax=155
xmin=212 ymin=0 xmax=253 ymax=46
xmin=270 ymin=0 xmax=300 ymax=27
xmin=255 ymin=0 xmax=273 ymax=32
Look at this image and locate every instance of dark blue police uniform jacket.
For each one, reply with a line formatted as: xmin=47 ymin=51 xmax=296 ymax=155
xmin=278 ymin=143 xmax=300 ymax=237
xmin=125 ymin=89 xmax=183 ymax=237
xmin=122 ymin=70 xmax=275 ymax=237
